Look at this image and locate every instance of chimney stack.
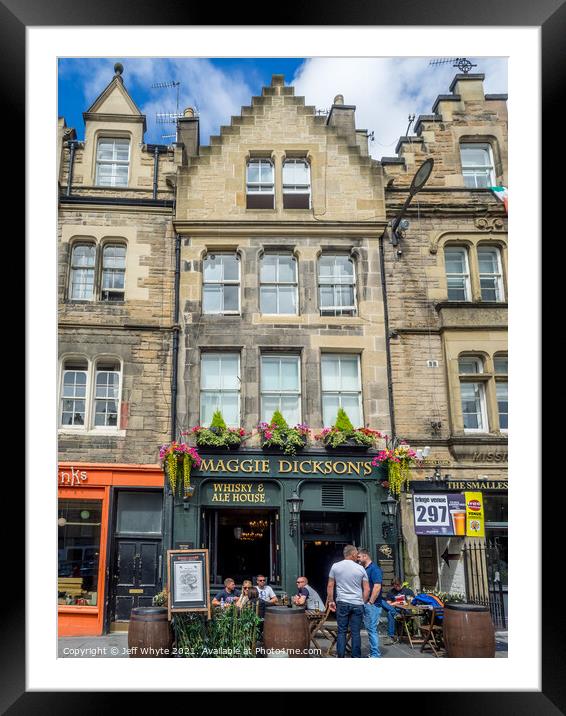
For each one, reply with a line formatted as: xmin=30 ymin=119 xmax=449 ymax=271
xmin=176 ymin=107 xmax=200 ymax=164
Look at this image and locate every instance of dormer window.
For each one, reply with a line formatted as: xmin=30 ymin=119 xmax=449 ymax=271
xmin=96 ymin=137 xmax=130 ymax=187
xmin=246 ymin=159 xmax=274 ymax=209
xmin=283 ymin=159 xmax=311 ymax=209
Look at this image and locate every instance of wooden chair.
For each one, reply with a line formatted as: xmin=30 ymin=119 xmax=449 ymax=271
xmin=307 ymin=603 xmax=332 ymax=653
xmin=419 ymin=608 xmax=444 ymax=657
xmin=322 ymin=620 xmax=352 ymax=657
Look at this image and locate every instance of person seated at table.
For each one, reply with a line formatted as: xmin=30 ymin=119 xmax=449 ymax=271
xmin=237 ymin=579 xmax=254 ymax=608
xmin=255 ymin=574 xmax=278 ymax=605
xmin=212 ymin=577 xmax=241 ymax=607
xmin=292 ymin=576 xmax=324 ymax=610
xmin=382 ymin=577 xmax=415 ymax=643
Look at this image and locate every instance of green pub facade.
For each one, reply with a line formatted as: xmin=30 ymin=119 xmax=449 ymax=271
xmin=166 ymin=452 xmax=391 ymax=601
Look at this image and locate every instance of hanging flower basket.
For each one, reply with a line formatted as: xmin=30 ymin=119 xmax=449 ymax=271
xmin=159 ymin=442 xmax=202 ymax=498
xmin=371 ymin=443 xmax=418 ymax=497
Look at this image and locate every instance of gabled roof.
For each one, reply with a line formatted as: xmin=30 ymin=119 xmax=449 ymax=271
xmin=83 ymin=67 xmax=146 ymax=131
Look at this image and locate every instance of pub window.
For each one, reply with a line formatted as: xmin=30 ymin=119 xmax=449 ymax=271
xmin=458 ymin=356 xmax=488 ymax=432
xmin=283 ymin=159 xmax=311 ymax=209
xmin=321 ymin=354 xmax=362 ymax=427
xmin=202 ymin=253 xmax=240 ymax=314
xmin=60 ymin=359 xmax=88 ymax=427
xmin=444 ymin=247 xmax=471 ymax=301
xmin=95 ymin=137 xmax=130 ymax=187
xmin=478 ymin=246 xmax=505 ymax=302
xmin=318 ymin=255 xmax=357 ymax=316
xmin=460 ymin=143 xmax=495 ymax=188
xmin=200 ymin=353 xmax=240 ymax=427
xmin=261 ymin=354 xmax=301 ymax=425
xmin=101 ymin=244 xmax=127 ymax=301
xmin=69 ymin=243 xmax=96 ymax=301
xmin=58 ymin=499 xmax=102 ymax=606
xmin=260 ymin=254 xmax=298 ymax=315
xmin=246 ymin=158 xmax=274 ymax=209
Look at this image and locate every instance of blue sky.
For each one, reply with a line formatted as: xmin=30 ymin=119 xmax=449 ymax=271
xmin=58 ymin=57 xmax=507 ymax=160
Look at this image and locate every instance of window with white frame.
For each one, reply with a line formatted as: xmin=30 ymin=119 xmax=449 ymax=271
xmin=101 ymin=244 xmax=127 ymax=301
xmin=460 ymin=143 xmax=495 ymax=188
xmin=200 ymin=353 xmax=240 ymax=427
xmin=260 ymin=254 xmax=298 ymax=314
xmin=246 ymin=159 xmax=274 ymax=209
xmin=458 ymin=356 xmax=488 ymax=432
xmin=95 ymin=137 xmax=130 ymax=187
xmin=261 ymin=355 xmax=301 ymax=425
xmin=478 ymin=246 xmax=505 ymax=302
xmin=202 ymin=253 xmax=240 ymax=314
xmin=60 ymin=358 xmax=122 ymax=430
xmin=61 ymin=360 xmax=88 ymax=426
xmin=444 ymin=247 xmax=471 ymax=301
xmin=321 ymin=354 xmax=362 ymax=427
xmin=69 ymin=244 xmax=96 ymax=300
xmin=494 ymin=354 xmax=508 ymax=431
xmin=283 ymin=159 xmax=311 ymax=209
xmin=318 ymin=255 xmax=357 ymax=316
xmin=94 ymin=361 xmax=121 ymax=427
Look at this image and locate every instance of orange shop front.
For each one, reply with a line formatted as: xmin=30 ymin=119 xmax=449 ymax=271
xmin=57 ymin=463 xmax=164 ymax=637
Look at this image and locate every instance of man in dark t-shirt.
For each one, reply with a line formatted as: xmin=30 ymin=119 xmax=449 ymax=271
xmin=212 ymin=577 xmax=241 ymax=607
xmin=382 ymin=577 xmax=415 ymax=642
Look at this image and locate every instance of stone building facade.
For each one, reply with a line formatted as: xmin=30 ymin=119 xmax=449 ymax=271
xmin=381 ymin=73 xmax=508 ymax=618
xmin=57 ymin=66 xmax=176 ymax=635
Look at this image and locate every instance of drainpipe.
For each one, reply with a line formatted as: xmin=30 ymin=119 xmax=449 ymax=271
xmin=66 ymin=140 xmax=78 ymax=197
xmin=153 ymin=146 xmax=160 ymax=200
xmin=171 ymin=232 xmax=181 ymax=440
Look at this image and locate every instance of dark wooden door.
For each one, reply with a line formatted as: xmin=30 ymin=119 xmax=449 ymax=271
xmin=112 ymin=539 xmax=162 ymax=621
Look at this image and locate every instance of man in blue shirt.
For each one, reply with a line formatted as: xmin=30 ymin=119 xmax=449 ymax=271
xmin=357 ymin=548 xmax=383 ymax=658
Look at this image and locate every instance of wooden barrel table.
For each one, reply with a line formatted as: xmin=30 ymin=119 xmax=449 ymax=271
xmin=263 ymin=606 xmax=309 ymax=658
xmin=128 ymin=607 xmax=173 ymax=658
xmin=443 ymin=603 xmax=496 ymax=658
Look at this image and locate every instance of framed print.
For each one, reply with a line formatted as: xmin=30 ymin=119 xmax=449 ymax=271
xmin=15 ymin=0 xmax=556 ymax=705
xmin=167 ymin=549 xmax=211 ymax=619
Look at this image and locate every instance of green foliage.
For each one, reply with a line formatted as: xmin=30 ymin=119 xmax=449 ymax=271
xmin=173 ymin=605 xmax=261 ymax=658
xmin=334 ymin=408 xmax=354 ymax=432
xmin=210 ymin=410 xmax=227 ymax=430
xmin=270 ymin=410 xmax=289 ymax=430
xmin=423 ymin=588 xmax=465 ymax=604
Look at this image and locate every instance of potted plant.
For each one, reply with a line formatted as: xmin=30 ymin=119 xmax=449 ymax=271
xmin=258 ymin=411 xmax=309 ymax=456
xmin=188 ymin=410 xmax=247 ymax=451
xmin=159 ymin=441 xmax=201 ymax=499
xmin=316 ymin=408 xmax=382 ymax=451
xmin=371 ymin=441 xmax=418 ymax=496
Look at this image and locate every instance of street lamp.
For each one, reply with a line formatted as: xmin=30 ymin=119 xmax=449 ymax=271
xmin=381 ymin=493 xmax=399 ymax=540
xmin=287 ymin=491 xmax=303 ymax=537
xmin=389 ymin=157 xmax=434 ymax=247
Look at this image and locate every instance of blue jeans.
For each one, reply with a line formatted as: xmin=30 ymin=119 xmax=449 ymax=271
xmin=381 ymin=601 xmax=398 ymax=637
xmin=363 ymin=603 xmax=382 ymax=657
xmin=336 ymin=601 xmax=364 ymax=658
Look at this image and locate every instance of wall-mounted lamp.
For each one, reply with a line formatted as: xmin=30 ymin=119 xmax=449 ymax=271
xmin=389 ymin=158 xmax=434 ymax=247
xmin=381 ymin=493 xmax=399 ymax=540
xmin=287 ymin=491 xmax=303 ymax=538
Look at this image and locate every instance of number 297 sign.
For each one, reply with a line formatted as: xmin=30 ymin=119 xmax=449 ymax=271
xmin=413 ymin=494 xmax=452 ymax=535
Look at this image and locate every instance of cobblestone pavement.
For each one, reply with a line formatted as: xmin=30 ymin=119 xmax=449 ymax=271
xmin=58 ymin=629 xmax=508 ymax=659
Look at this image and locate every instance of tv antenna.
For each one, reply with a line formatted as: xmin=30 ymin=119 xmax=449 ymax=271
xmin=152 ymin=80 xmax=183 ymax=141
xmin=429 ymin=58 xmax=478 ymax=74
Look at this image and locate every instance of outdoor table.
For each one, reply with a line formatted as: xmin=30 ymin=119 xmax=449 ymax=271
xmin=392 ymin=602 xmax=433 ymax=649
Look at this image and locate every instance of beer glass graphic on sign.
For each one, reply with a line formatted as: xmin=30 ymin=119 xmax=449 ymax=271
xmin=450 ymin=509 xmax=466 ymax=535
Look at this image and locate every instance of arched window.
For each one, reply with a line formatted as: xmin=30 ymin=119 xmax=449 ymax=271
xmin=93 ymin=360 xmax=121 ymax=427
xmin=60 ymin=359 xmax=88 ymax=426
xmin=101 ymin=244 xmax=127 ymax=301
xmin=458 ymin=356 xmax=488 ymax=432
xmin=460 ymin=143 xmax=495 ymax=188
xmin=318 ymin=254 xmax=357 ymax=316
xmin=69 ymin=244 xmax=96 ymax=300
xmin=444 ymin=246 xmax=471 ymax=301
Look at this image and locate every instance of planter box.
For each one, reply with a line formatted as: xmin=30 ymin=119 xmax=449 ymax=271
xmin=261 ymin=436 xmax=307 ymax=454
xmin=323 ymin=439 xmax=371 ymax=452
xmin=195 ymin=442 xmax=242 ymax=453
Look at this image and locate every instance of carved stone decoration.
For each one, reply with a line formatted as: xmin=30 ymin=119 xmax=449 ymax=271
xmin=475 ymin=217 xmax=505 ymax=231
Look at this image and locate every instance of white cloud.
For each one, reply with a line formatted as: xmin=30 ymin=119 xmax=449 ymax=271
xmin=292 ymin=57 xmax=507 ymax=160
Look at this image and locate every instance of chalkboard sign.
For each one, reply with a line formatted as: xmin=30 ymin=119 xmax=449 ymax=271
xmin=167 ymin=549 xmax=211 ymax=620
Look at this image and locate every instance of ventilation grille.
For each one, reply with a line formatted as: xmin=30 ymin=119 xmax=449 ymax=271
xmin=321 ymin=484 xmax=345 ymax=508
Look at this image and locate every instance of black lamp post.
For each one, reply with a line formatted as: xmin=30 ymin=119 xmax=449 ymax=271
xmin=381 ymin=493 xmax=399 ymax=540
xmin=287 ymin=491 xmax=303 ymax=537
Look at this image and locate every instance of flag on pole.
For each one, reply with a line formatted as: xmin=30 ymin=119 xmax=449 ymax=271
xmin=489 ymin=186 xmax=508 ymax=213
